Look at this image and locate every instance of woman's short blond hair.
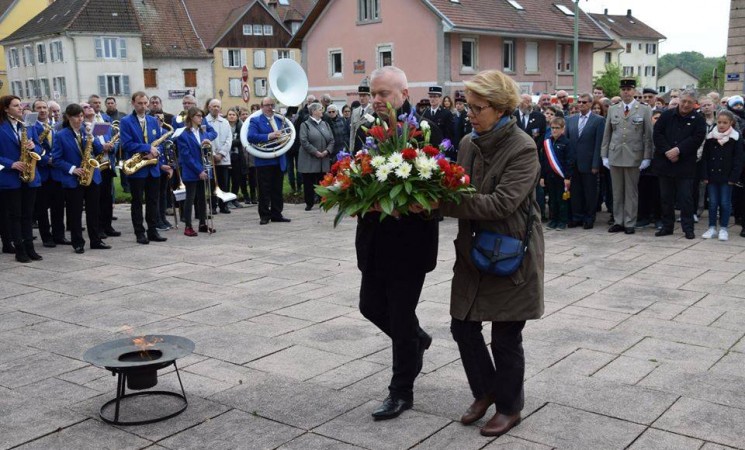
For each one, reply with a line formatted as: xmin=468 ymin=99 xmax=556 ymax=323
xmin=463 ymin=70 xmax=520 ymax=114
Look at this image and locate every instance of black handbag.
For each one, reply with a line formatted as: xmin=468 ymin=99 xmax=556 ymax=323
xmin=470 ymin=202 xmax=533 ymax=276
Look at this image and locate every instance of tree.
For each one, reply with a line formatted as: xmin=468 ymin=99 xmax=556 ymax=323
xmin=593 ymin=64 xmax=638 ymax=98
xmin=698 ymin=57 xmax=726 ymax=93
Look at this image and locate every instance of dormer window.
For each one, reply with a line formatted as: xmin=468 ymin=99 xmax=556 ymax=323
xmin=506 ymin=0 xmax=524 ymax=10
xmin=555 ymin=4 xmax=574 ymax=16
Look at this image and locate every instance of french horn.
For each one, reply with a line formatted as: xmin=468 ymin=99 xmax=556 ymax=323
xmin=240 ymin=59 xmax=308 ymax=159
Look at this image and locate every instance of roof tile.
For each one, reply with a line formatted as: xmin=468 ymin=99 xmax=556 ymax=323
xmin=588 ymin=12 xmax=665 ymax=40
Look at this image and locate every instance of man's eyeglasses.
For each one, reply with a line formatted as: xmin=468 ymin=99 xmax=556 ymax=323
xmin=465 ymin=103 xmax=493 ymax=115
xmin=263 ymin=103 xmax=275 ymax=108
xmin=328 ymin=110 xmax=337 ymax=114
xmin=576 ymin=100 xmax=589 ymax=104
xmin=634 ymin=96 xmax=642 ymax=100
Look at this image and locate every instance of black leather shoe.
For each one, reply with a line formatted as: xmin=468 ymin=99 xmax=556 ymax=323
xmin=73 ymin=246 xmax=85 ymax=254
xmin=583 ymin=222 xmax=594 ymax=230
xmin=305 ymin=205 xmax=313 ymax=211
xmin=98 ymin=232 xmax=108 ymax=240
xmin=685 ymin=231 xmax=695 ymax=239
xmin=15 ymin=246 xmax=30 ymax=263
xmin=607 ymin=215 xmax=615 ymax=225
xmin=24 ymin=243 xmax=42 ymax=261
xmin=104 ymin=228 xmax=121 ymax=237
xmin=54 ymin=238 xmax=72 ymax=245
xmin=42 ymin=240 xmax=57 ymax=248
xmin=608 ymin=224 xmax=625 ymax=233
xmin=624 ymin=228 xmax=635 ymax=234
xmin=136 ymin=234 xmax=150 ymax=245
xmin=371 ymin=396 xmax=413 ymax=421
xmin=260 ymin=218 xmax=270 ymax=225
xmin=91 ymin=242 xmax=112 ymax=250
xmin=2 ymin=244 xmax=15 ymax=254
xmin=220 ymin=207 xmax=231 ymax=214
xmin=655 ymin=229 xmax=673 ymax=237
xmin=147 ymin=233 xmax=167 ymax=242
xmin=271 ymin=216 xmax=291 ymax=223
xmin=112 ymin=216 xmax=118 ymax=221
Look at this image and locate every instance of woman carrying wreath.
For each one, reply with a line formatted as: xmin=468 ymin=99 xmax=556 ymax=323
xmin=439 ymin=70 xmax=545 ymax=437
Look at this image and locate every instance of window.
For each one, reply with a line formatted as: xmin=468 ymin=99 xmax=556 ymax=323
xmin=622 ymin=66 xmax=634 ymax=76
xmin=53 ymin=77 xmax=67 ymax=97
xmin=555 ymin=4 xmax=574 ymax=15
xmin=358 ymin=0 xmax=380 ymax=22
xmin=557 ymin=43 xmax=572 ymax=73
xmin=29 ymin=79 xmax=41 ymax=97
xmin=253 ymin=24 xmax=263 ymax=35
xmin=525 ymin=41 xmax=538 ymax=73
xmin=49 ymin=41 xmax=63 ymax=62
xmin=97 ymin=74 xmax=130 ymax=96
xmin=11 ymin=81 xmax=23 ymax=97
xmin=604 ymin=51 xmax=612 ymax=65
xmin=144 ymin=68 xmax=157 ymax=88
xmin=263 ymin=25 xmax=273 ymax=36
xmin=23 ymin=45 xmax=34 ymax=66
xmin=377 ymin=45 xmax=392 ymax=68
xmin=658 ymin=85 xmax=666 ymax=93
xmin=503 ymin=39 xmax=515 ymax=72
xmin=223 ymin=49 xmax=244 ymax=68
xmin=646 ymin=43 xmax=657 ymax=55
xmin=506 ymin=0 xmax=524 ymax=10
xmin=254 ymin=77 xmax=267 ymax=97
xmin=291 ymin=22 xmax=301 ymax=34
xmin=275 ymin=49 xmax=291 ymax=61
xmin=39 ymin=78 xmax=50 ymax=97
xmin=8 ymin=48 xmax=19 ymax=68
xmin=461 ymin=38 xmax=475 ymax=72
xmin=329 ymin=50 xmax=342 ymax=77
xmin=95 ymin=37 xmax=127 ymax=59
xmin=229 ymin=78 xmax=242 ymax=97
xmin=625 ymin=42 xmax=632 ymax=53
xmin=644 ymin=66 xmax=656 ymax=77
xmin=183 ymin=69 xmax=197 ymax=87
xmin=242 ymin=24 xmax=253 ymax=35
xmin=251 ymin=50 xmax=265 ymax=68
xmin=24 ymin=80 xmax=31 ymax=98
xmin=36 ymin=43 xmax=46 ymax=64
xmin=638 ymin=43 xmax=642 ymax=50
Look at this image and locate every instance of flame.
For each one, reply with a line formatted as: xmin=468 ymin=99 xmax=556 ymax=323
xmin=132 ymin=335 xmax=163 ymax=359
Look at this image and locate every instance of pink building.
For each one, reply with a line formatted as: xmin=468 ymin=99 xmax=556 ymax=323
xmin=290 ymin=0 xmax=611 ymax=104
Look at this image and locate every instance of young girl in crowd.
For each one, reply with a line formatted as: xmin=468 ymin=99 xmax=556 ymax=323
xmin=700 ymin=110 xmax=744 ymax=241
xmin=541 ymin=116 xmax=574 ymax=230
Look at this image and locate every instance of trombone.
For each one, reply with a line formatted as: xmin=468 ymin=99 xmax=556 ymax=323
xmin=162 ymin=140 xmax=183 ymax=229
xmin=201 ymin=141 xmax=216 ymax=234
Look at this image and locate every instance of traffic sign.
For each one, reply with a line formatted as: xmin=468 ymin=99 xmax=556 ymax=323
xmin=241 ymin=65 xmax=249 ymax=83
xmin=242 ymin=83 xmax=250 ymax=103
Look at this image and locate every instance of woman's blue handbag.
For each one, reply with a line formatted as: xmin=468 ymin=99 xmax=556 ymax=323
xmin=470 ymin=203 xmax=533 ymax=276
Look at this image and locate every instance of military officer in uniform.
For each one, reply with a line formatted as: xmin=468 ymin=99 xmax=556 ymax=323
xmin=423 ymin=86 xmax=454 ymax=149
xmin=349 ymin=83 xmax=373 ymax=150
xmin=600 ymin=78 xmax=654 ymax=234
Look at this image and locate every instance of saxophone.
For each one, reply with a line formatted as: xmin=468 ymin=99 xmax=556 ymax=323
xmin=79 ymin=126 xmax=100 ymax=187
xmin=122 ymin=123 xmax=174 ymax=176
xmin=19 ymin=124 xmax=41 ymax=183
xmin=38 ymin=123 xmax=52 ymax=146
xmin=96 ymin=120 xmax=119 ymax=171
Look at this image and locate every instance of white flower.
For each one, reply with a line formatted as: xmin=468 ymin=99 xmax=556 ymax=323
xmin=420 ymin=120 xmax=430 ymax=130
xmin=414 ymin=156 xmax=437 ymax=174
xmin=371 ymin=155 xmax=386 ymax=168
xmin=394 ymin=162 xmax=412 ymax=179
xmin=375 ymin=164 xmax=392 ymax=182
xmin=387 ymin=153 xmax=404 ymax=167
xmin=363 ymin=113 xmax=375 ymax=123
xmin=419 ymin=168 xmax=433 ymax=180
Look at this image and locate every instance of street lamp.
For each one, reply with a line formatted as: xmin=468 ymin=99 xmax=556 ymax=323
xmin=573 ymin=0 xmax=579 ymax=102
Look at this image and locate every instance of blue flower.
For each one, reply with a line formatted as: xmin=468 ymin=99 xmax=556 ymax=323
xmin=440 ymin=139 xmax=452 ymax=150
xmin=336 ymin=150 xmax=351 ymax=161
xmin=364 ymin=136 xmax=377 ymax=150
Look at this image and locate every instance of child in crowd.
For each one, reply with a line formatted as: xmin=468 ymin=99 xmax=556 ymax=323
xmin=541 ymin=117 xmax=574 ymax=230
xmin=700 ymin=110 xmax=744 ymax=241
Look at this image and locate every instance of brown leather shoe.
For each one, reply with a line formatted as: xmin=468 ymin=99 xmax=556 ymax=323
xmin=480 ymin=411 xmax=521 ymax=437
xmin=460 ymin=396 xmax=495 ymax=425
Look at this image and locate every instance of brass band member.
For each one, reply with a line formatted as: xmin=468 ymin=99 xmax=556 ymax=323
xmin=172 ymin=95 xmax=197 ymax=129
xmin=173 ymin=107 xmax=217 ymax=236
xmin=51 ymin=103 xmax=110 ymax=253
xmin=0 ymin=95 xmax=43 ymax=262
xmin=32 ymin=99 xmax=69 ymax=248
xmin=119 ymin=91 xmax=167 ymax=244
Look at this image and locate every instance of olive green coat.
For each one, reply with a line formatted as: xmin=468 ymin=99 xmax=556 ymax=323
xmin=440 ymin=118 xmax=545 ymax=322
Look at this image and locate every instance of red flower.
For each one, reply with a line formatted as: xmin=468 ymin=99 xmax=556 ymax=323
xmin=401 ymin=148 xmax=417 ymax=160
xmin=423 ymin=145 xmax=440 ymax=157
xmin=337 ymin=173 xmax=352 ymax=190
xmin=463 ymin=174 xmax=471 ymax=185
xmin=368 ymin=125 xmax=387 ymax=141
xmin=437 ymin=158 xmax=451 ymax=173
xmin=320 ymin=173 xmax=335 ymax=187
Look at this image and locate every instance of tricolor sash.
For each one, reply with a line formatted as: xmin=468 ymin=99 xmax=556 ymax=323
xmin=543 ymin=138 xmax=564 ymax=178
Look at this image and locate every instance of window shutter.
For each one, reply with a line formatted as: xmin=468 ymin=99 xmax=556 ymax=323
xmin=290 ymin=50 xmax=296 ymax=60
xmin=123 ymin=75 xmax=130 ymax=95
xmin=95 ymin=38 xmax=103 ymax=58
xmin=272 ymin=50 xmax=278 ymax=62
xmin=254 ymin=50 xmax=265 ymax=69
xmin=59 ymin=43 xmax=64 ymax=62
xmin=240 ymin=49 xmax=247 ymax=67
xmin=98 ymin=75 xmax=106 ymax=96
xmin=222 ymin=50 xmax=229 ymax=68
xmin=119 ymin=39 xmax=127 ymax=58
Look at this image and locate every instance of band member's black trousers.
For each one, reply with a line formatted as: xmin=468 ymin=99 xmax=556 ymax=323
xmin=158 ymin=173 xmax=170 ymax=226
xmin=183 ymin=181 xmax=206 ymax=229
xmin=1 ymin=186 xmax=36 ymax=247
xmin=128 ymin=176 xmax=159 ymax=236
xmin=35 ymin=179 xmax=65 ymax=242
xmin=99 ymin=170 xmax=114 ymax=231
xmin=65 ymin=183 xmax=101 ymax=248
xmin=229 ymin=152 xmax=249 ymax=200
xmin=301 ymin=172 xmax=323 ymax=208
xmin=256 ymin=165 xmax=284 ymax=220
xmin=359 ymin=271 xmax=427 ymax=402
xmin=450 ymin=319 xmax=526 ymax=415
xmin=570 ymin=172 xmax=599 ymax=224
xmin=215 ymin=165 xmax=230 ymax=210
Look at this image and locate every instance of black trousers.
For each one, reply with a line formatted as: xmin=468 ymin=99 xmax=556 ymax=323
xmin=158 ymin=173 xmax=170 ymax=225
xmin=128 ymin=176 xmax=159 ymax=236
xmin=1 ymin=186 xmax=36 ymax=246
xmin=35 ymin=178 xmax=66 ymax=242
xmin=256 ymin=165 xmax=284 ymax=220
xmin=286 ymin=151 xmax=301 ymax=191
xmin=659 ymin=176 xmax=694 ymax=233
xmin=570 ymin=171 xmax=599 ymax=224
xmin=451 ymin=319 xmax=526 ymax=415
xmin=247 ymin=166 xmax=257 ymax=201
xmin=183 ymin=181 xmax=207 ymax=228
xmin=359 ymin=270 xmax=427 ymax=401
xmin=65 ymin=183 xmax=101 ymax=248
xmin=301 ymin=172 xmax=323 ymax=208
xmin=229 ymin=152 xmax=249 ymax=200
xmin=99 ymin=170 xmax=114 ymax=231
xmin=637 ymin=172 xmax=661 ymax=222
xmin=597 ymin=166 xmax=613 ymax=214
xmin=214 ymin=165 xmax=230 ymax=209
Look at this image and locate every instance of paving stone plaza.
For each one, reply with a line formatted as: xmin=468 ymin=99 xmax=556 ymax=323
xmin=1 ymin=203 xmax=744 ymax=449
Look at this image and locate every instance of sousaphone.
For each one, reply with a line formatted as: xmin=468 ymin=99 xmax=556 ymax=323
xmin=240 ymin=59 xmax=308 ymax=159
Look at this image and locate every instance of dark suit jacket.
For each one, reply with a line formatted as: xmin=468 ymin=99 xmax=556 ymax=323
xmin=423 ymin=107 xmax=454 ymax=143
xmin=513 ymin=110 xmax=546 ymax=151
xmin=652 ymin=108 xmax=707 ymax=179
xmin=565 ymin=113 xmax=604 ymax=173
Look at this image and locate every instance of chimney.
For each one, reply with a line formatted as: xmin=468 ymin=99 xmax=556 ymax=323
xmin=626 ymin=9 xmax=632 ymax=17
xmin=604 ymin=8 xmax=608 ymax=15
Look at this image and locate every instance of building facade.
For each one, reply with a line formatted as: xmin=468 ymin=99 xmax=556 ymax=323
xmin=725 ymin=0 xmax=745 ymax=97
xmin=0 ymin=0 xmax=52 ymax=96
xmin=657 ymin=67 xmax=699 ymax=93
